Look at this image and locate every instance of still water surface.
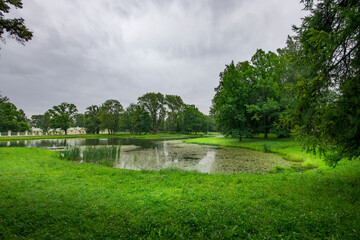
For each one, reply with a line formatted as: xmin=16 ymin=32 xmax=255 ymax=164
xmin=1 ymin=138 xmax=291 ymax=174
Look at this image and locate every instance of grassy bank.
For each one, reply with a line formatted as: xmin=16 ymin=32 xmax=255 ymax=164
xmin=0 ymin=147 xmax=359 ymax=239
xmin=185 ymin=137 xmax=328 ymax=169
xmin=0 ymin=133 xmax=204 ymax=142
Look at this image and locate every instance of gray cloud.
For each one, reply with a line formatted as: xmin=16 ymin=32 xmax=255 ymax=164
xmin=0 ymin=0 xmax=306 ymax=116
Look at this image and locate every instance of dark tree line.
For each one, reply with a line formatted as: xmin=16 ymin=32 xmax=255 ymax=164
xmin=211 ymin=0 xmax=360 ymax=165
xmin=25 ymin=92 xmax=211 ymax=135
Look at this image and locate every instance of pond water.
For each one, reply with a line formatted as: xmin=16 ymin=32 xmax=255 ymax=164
xmin=0 ymin=138 xmax=291 ymax=174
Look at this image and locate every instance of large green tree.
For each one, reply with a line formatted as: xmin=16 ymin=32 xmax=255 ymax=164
xmin=31 ymin=112 xmax=50 ymax=132
xmin=286 ymin=0 xmax=360 ymax=164
xmin=100 ymin=99 xmax=123 ymax=134
xmin=183 ymin=104 xmax=208 ymax=134
xmin=245 ymin=49 xmax=288 ymax=138
xmin=165 ymin=95 xmax=184 ymax=134
xmin=0 ymin=101 xmax=29 ymax=132
xmin=48 ymin=102 xmax=78 ymax=135
xmin=122 ymin=103 xmax=151 ymax=134
xmin=212 ymin=50 xmax=289 ymax=140
xmin=0 ymin=0 xmax=32 ymax=48
xmin=211 ymin=61 xmax=255 ymax=140
xmin=138 ymin=92 xmax=164 ymax=134
xmin=84 ymin=105 xmax=101 ymax=134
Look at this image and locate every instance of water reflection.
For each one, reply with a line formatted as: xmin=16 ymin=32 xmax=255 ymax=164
xmin=1 ymin=138 xmax=291 ymax=174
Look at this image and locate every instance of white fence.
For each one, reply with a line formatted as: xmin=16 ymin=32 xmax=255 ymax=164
xmin=0 ymin=131 xmax=40 ymax=137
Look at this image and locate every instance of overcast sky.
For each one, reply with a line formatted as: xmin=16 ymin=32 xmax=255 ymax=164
xmin=0 ymin=0 xmax=306 ymax=116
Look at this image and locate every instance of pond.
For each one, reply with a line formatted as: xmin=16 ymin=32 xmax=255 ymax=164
xmin=0 ymin=138 xmax=291 ymax=174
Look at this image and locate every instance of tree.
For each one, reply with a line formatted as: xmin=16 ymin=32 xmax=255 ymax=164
xmin=122 ymin=103 xmax=151 ymax=134
xmin=212 ymin=49 xmax=290 ymax=140
xmin=165 ymin=95 xmax=184 ymax=134
xmin=285 ymin=0 xmax=360 ymax=164
xmin=211 ymin=61 xmax=255 ymax=140
xmin=245 ymin=49 xmax=288 ymax=138
xmin=138 ymin=92 xmax=164 ymax=134
xmin=0 ymin=94 xmax=9 ymax=104
xmin=48 ymin=102 xmax=78 ymax=135
xmin=31 ymin=112 xmax=50 ymax=132
xmin=0 ymin=101 xmax=29 ymax=132
xmin=100 ymin=99 xmax=123 ymax=134
xmin=84 ymin=105 xmax=101 ymax=134
xmin=0 ymin=0 xmax=33 ymax=48
xmin=207 ymin=115 xmax=217 ymax=132
xmin=73 ymin=113 xmax=85 ymax=127
xmin=183 ymin=105 xmax=207 ymax=134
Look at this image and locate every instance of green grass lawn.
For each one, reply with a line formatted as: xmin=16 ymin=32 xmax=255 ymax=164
xmin=0 ymin=147 xmax=359 ymax=239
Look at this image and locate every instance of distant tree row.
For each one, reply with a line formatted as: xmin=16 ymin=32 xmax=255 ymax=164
xmin=28 ymin=92 xmax=213 ymax=135
xmin=212 ymin=0 xmax=360 ymax=165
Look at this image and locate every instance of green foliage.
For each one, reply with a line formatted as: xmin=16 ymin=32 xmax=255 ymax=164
xmin=82 ymin=145 xmax=121 ymax=167
xmin=138 ymin=92 xmax=165 ymax=134
xmin=73 ymin=113 xmax=85 ymax=127
xmin=0 ymin=0 xmax=32 ymax=48
xmin=122 ymin=103 xmax=151 ymax=134
xmin=84 ymin=105 xmax=101 ymax=134
xmin=212 ymin=50 xmax=289 ymax=140
xmin=183 ymin=104 xmax=208 ymax=134
xmin=284 ymin=0 xmax=360 ymax=165
xmin=100 ymin=99 xmax=123 ymax=134
xmin=165 ymin=94 xmax=184 ymax=134
xmin=0 ymin=96 xmax=29 ymax=132
xmin=48 ymin=102 xmax=78 ymax=135
xmin=30 ymin=112 xmax=50 ymax=132
xmin=263 ymin=144 xmax=272 ymax=153
xmin=61 ymin=147 xmax=81 ymax=161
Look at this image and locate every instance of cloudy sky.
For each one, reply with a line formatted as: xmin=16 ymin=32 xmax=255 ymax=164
xmin=1 ymin=0 xmax=306 ymax=116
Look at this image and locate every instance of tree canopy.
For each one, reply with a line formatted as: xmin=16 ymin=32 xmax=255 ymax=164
xmin=284 ymin=0 xmax=360 ymax=164
xmin=100 ymin=99 xmax=123 ymax=134
xmin=0 ymin=0 xmax=32 ymax=48
xmin=48 ymin=102 xmax=78 ymax=135
xmin=84 ymin=105 xmax=101 ymax=134
xmin=138 ymin=92 xmax=165 ymax=134
xmin=211 ymin=50 xmax=289 ymax=140
xmin=0 ymin=94 xmax=29 ymax=132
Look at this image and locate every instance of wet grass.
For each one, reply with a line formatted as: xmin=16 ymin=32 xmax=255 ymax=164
xmin=82 ymin=146 xmax=121 ymax=167
xmin=60 ymin=146 xmax=121 ymax=167
xmin=0 ymin=147 xmax=359 ymax=239
xmin=61 ymin=146 xmax=81 ymax=161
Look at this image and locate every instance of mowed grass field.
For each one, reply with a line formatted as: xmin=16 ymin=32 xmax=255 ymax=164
xmin=0 ymin=137 xmax=359 ymax=239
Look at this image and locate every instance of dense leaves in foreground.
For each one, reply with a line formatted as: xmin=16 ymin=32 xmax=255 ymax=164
xmin=0 ymin=0 xmax=33 ymax=49
xmin=285 ymin=0 xmax=360 ymax=165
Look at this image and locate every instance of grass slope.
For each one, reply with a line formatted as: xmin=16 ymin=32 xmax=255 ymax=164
xmin=0 ymin=147 xmax=359 ymax=239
